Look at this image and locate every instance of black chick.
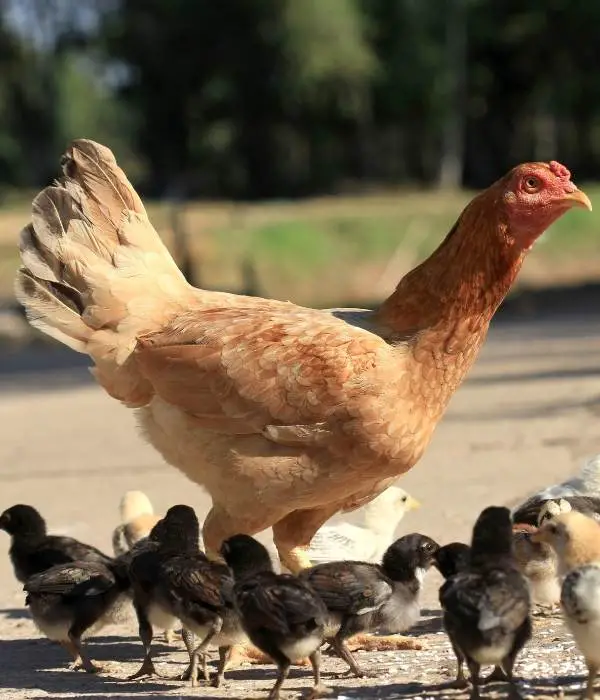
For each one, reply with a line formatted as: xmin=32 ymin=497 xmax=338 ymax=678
xmin=512 ymin=495 xmax=600 ymax=527
xmin=127 ymin=505 xmax=245 ymax=687
xmin=221 ymin=534 xmax=329 ymax=700
xmin=0 ymin=504 xmax=113 ymax=583
xmin=434 ymin=543 xmax=471 ymax=579
xmin=439 ymin=506 xmax=531 ymax=700
xmin=298 ymin=533 xmax=439 ymax=678
xmin=23 ymin=557 xmax=131 ymax=673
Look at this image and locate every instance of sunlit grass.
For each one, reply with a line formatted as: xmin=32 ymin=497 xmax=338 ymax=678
xmin=0 ymin=185 xmax=598 ymax=305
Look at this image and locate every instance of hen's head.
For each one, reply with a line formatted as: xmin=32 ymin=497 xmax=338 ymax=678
xmin=500 ymin=161 xmax=591 ymax=249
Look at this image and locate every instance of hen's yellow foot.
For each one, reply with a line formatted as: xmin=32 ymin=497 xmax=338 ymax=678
xmin=345 ymin=633 xmax=425 ymax=652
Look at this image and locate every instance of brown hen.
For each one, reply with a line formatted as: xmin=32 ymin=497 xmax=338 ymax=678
xmin=15 ymin=142 xmax=591 ymax=585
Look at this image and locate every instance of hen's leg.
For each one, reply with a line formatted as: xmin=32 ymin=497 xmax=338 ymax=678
xmin=202 ymin=505 xmax=293 ymax=667
xmin=272 ymin=505 xmax=342 ymax=574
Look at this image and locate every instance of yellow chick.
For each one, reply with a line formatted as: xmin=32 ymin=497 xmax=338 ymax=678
xmin=534 ymin=512 xmax=600 ymax=700
xmin=112 ymin=491 xmax=162 ymax=556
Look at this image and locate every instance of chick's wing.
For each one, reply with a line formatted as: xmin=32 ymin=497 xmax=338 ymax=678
xmin=161 ymin=555 xmax=232 ymax=612
xmin=135 ymin=306 xmax=398 ymax=447
xmin=441 ymin=570 xmax=529 ymax=633
xmin=235 ymin=573 xmax=323 ymax=635
xmin=24 ymin=562 xmax=115 ymax=598
xmin=300 ymin=562 xmax=391 ymax=614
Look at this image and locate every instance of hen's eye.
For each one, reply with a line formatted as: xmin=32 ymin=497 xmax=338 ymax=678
xmin=524 ymin=176 xmax=540 ymax=192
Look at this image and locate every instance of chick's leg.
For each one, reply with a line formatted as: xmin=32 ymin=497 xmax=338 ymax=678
xmin=584 ymin=663 xmax=598 ymax=700
xmin=466 ymin=658 xmax=482 ymax=700
xmin=128 ymin=602 xmax=163 ymax=680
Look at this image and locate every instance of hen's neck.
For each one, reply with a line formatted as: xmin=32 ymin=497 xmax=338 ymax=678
xmin=379 ymin=200 xmax=523 ymax=337
xmin=376 ymin=202 xmax=524 ymax=406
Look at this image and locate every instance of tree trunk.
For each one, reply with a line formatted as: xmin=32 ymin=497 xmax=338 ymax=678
xmin=437 ymin=0 xmax=467 ymax=189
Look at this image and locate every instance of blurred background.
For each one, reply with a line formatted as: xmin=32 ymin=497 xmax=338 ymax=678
xmin=0 ymin=0 xmax=599 ymax=328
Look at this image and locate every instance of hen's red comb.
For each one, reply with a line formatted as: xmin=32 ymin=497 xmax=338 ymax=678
xmin=549 ymin=160 xmax=571 ymax=180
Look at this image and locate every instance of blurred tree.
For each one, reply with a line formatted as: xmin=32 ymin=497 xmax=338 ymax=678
xmin=0 ymin=0 xmax=598 ymax=194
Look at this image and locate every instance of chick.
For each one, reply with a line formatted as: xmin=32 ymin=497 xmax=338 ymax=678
xmin=0 ymin=504 xmax=113 ymax=583
xmin=23 ymin=557 xmax=131 ymax=673
xmin=307 ymin=487 xmax=421 ymax=565
xmin=221 ymin=534 xmax=329 ymax=700
xmin=127 ymin=505 xmax=245 ymax=687
xmin=533 ymin=512 xmax=600 ymax=700
xmin=111 ymin=490 xmax=162 ymax=557
xmin=440 ymin=506 xmax=531 ymax=700
xmin=532 ymin=511 xmax=600 ymax=577
xmin=434 ymin=543 xmax=471 ymax=579
xmin=511 ymin=523 xmax=560 ymax=616
xmin=298 ymin=533 xmax=438 ymax=677
xmin=111 ymin=492 xmax=179 ymax=645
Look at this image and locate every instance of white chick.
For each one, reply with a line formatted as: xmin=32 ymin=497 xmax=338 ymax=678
xmin=306 ymin=486 xmax=420 ymax=565
xmin=534 ymin=511 xmax=600 ymax=700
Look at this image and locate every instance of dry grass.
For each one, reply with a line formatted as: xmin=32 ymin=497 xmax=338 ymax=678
xmin=0 ymin=185 xmax=599 ymax=306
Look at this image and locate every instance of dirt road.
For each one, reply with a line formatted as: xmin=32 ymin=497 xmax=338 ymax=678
xmin=1 ymin=312 xmax=599 ymax=698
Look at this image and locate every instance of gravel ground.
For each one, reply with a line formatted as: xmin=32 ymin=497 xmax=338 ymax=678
xmin=1 ymin=311 xmax=600 ymax=699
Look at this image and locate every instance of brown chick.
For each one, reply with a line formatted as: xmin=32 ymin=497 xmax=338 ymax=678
xmin=533 ymin=512 xmax=600 ymax=700
xmin=533 ymin=511 xmax=600 ymax=577
xmin=512 ymin=523 xmax=560 ymax=616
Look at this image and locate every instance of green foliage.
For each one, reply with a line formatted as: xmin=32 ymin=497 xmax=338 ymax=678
xmin=0 ymin=0 xmax=598 ymax=198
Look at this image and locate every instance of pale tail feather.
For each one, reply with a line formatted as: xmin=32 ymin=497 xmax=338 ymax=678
xmin=15 ymin=139 xmax=191 ymax=404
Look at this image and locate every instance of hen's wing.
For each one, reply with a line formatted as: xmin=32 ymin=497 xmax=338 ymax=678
xmin=134 ymin=305 xmax=403 ymax=453
xmin=299 ymin=562 xmax=391 ymax=615
xmin=24 ymin=562 xmax=115 ymax=599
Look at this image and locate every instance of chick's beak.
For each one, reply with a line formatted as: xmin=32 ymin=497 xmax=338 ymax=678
xmin=406 ymin=496 xmax=421 ymax=512
xmin=530 ymin=529 xmax=546 ymax=544
xmin=563 ymin=188 xmax=593 ymax=211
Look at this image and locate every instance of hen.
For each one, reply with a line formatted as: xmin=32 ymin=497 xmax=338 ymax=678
xmin=14 ymin=140 xmax=591 ymax=582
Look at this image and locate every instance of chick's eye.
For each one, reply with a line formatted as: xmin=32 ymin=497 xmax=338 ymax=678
xmin=523 ymin=176 xmax=541 ymax=192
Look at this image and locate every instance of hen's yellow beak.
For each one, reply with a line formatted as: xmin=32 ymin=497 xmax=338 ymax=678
xmin=564 ymin=188 xmax=592 ymax=211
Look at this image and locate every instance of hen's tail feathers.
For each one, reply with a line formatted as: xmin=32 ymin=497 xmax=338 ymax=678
xmin=14 ymin=139 xmax=191 ymax=405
